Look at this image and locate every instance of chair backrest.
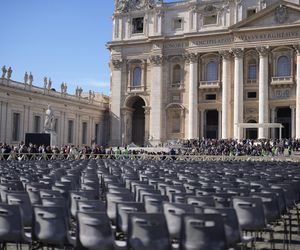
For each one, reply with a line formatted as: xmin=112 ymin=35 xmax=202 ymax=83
xmin=180 ymin=213 xmax=228 ymax=250
xmin=0 ymin=203 xmax=26 ymax=243
xmin=116 ymin=202 xmax=145 ymax=234
xmin=233 ymin=197 xmax=267 ymax=231
xmin=163 ymin=202 xmax=195 ymax=239
xmin=77 ymin=200 xmax=106 ymax=213
xmin=7 ymin=193 xmax=32 ymax=227
xmin=41 ymin=197 xmax=69 ymax=218
xmin=187 ymin=196 xmax=215 ymax=207
xmin=76 ymin=211 xmax=115 ymax=250
xmin=32 ymin=205 xmax=70 ymax=246
xmin=40 ymin=189 xmax=63 ymax=199
xmin=144 ymin=194 xmax=169 ymax=213
xmin=70 ymin=190 xmax=96 ymax=218
xmin=127 ymin=213 xmax=171 ymax=250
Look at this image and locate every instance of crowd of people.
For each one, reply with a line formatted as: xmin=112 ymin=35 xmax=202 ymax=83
xmin=1 ymin=138 xmax=300 ymax=159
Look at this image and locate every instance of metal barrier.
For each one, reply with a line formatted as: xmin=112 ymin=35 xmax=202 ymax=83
xmin=0 ymin=152 xmax=299 ymax=162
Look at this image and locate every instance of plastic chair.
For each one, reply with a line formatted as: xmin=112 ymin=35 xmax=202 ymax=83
xmin=144 ymin=194 xmax=169 ymax=213
xmin=106 ymin=193 xmax=133 ymax=223
xmin=77 ymin=200 xmax=106 ymax=213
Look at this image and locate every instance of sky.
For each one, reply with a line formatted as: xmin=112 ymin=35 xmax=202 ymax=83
xmin=0 ymin=0 xmax=114 ymax=95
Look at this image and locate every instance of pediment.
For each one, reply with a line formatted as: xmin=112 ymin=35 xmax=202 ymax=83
xmin=231 ymin=1 xmax=300 ymax=30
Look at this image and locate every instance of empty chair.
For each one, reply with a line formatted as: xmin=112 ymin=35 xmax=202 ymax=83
xmin=187 ymin=196 xmax=215 ymax=207
xmin=32 ymin=205 xmax=74 ymax=248
xmin=127 ymin=213 xmax=171 ymax=250
xmin=163 ymin=202 xmax=194 ymax=239
xmin=7 ymin=193 xmax=32 ymax=227
xmin=138 ymin=188 xmax=161 ymax=202
xmin=76 ymin=211 xmax=115 ymax=250
xmin=0 ymin=203 xmax=31 ymax=248
xmin=144 ymin=194 xmax=169 ymax=213
xmin=70 ymin=190 xmax=97 ymax=218
xmin=116 ymin=202 xmax=145 ymax=234
xmin=165 ymin=185 xmax=186 ymax=202
xmin=180 ymin=213 xmax=228 ymax=250
xmin=40 ymin=189 xmax=62 ymax=198
xmin=41 ymin=197 xmax=69 ymax=218
xmin=77 ymin=200 xmax=106 ymax=213
xmin=213 ymin=193 xmax=234 ymax=208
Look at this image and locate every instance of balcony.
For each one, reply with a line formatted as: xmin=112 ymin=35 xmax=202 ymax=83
xmin=199 ymin=81 xmax=221 ymax=89
xmin=271 ymin=76 xmax=294 ymax=85
xmin=246 ymin=79 xmax=257 ymax=85
xmin=170 ymin=82 xmax=184 ymax=89
xmin=127 ymin=85 xmax=145 ymax=92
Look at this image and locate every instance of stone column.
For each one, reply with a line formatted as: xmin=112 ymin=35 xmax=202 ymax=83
xmin=218 ymin=109 xmax=222 ymax=139
xmin=220 ymin=50 xmax=231 ymax=139
xmin=0 ymin=101 xmax=8 ymax=143
xmin=231 ymin=48 xmax=244 ymax=139
xmin=144 ymin=107 xmax=150 ymax=146
xmin=185 ymin=53 xmax=198 ymax=139
xmin=270 ymin=107 xmax=276 ymax=139
xmin=257 ymin=46 xmax=269 ymax=139
xmin=294 ymin=44 xmax=300 ymax=139
xmin=200 ymin=110 xmax=205 ymax=138
xmin=123 ymin=109 xmax=133 ymax=146
xmin=291 ymin=106 xmax=296 ymax=138
xmin=149 ymin=55 xmax=163 ymax=145
xmin=110 ymin=59 xmax=123 ymax=146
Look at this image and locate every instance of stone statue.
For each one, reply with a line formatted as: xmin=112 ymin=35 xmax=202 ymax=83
xmin=115 ymin=0 xmax=155 ymax=13
xmin=44 ymin=77 xmax=48 ymax=89
xmin=88 ymin=90 xmax=92 ymax=101
xmin=75 ymin=86 xmax=79 ymax=97
xmin=64 ymin=83 xmax=67 ymax=93
xmin=61 ymin=82 xmax=65 ymax=93
xmin=24 ymin=72 xmax=28 ymax=84
xmin=79 ymin=87 xmax=83 ymax=97
xmin=1 ymin=65 xmax=7 ymax=78
xmin=29 ymin=72 xmax=33 ymax=86
xmin=44 ymin=105 xmax=55 ymax=131
xmin=48 ymin=78 xmax=52 ymax=90
xmin=7 ymin=67 xmax=12 ymax=79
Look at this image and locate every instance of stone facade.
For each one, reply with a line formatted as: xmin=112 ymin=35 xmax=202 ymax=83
xmin=0 ymin=76 xmax=109 ymax=146
xmin=108 ymin=0 xmax=300 ymax=146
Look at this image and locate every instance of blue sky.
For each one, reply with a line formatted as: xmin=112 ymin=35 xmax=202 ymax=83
xmin=0 ymin=0 xmax=114 ymax=95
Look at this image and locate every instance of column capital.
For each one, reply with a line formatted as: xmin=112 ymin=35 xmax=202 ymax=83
xmin=149 ymin=55 xmax=163 ymax=66
xmin=256 ymin=46 xmax=270 ymax=57
xmin=293 ymin=44 xmax=300 ymax=55
xmin=183 ymin=52 xmax=198 ymax=64
xmin=230 ymin=48 xmax=244 ymax=59
xmin=219 ymin=50 xmax=232 ymax=60
xmin=111 ymin=59 xmax=123 ymax=70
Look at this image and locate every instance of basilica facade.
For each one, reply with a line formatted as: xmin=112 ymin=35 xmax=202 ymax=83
xmin=108 ymin=0 xmax=300 ymax=146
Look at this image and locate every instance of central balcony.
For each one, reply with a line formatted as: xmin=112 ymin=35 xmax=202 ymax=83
xmin=271 ymin=76 xmax=294 ymax=85
xmin=199 ymin=81 xmax=221 ymax=89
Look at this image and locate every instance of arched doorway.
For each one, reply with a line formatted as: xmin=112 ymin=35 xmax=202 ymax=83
xmin=205 ymin=110 xmax=219 ymax=139
xmin=130 ymin=97 xmax=145 ymax=146
xmin=276 ymin=107 xmax=291 ymax=139
xmin=245 ymin=120 xmax=257 ymax=139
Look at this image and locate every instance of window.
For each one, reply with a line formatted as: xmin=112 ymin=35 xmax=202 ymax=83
xmin=248 ymin=60 xmax=257 ymax=80
xmin=67 ymin=120 xmax=74 ymax=144
xmin=277 ymin=56 xmax=290 ymax=77
xmin=206 ymin=61 xmax=218 ymax=81
xmin=12 ymin=113 xmax=20 ymax=141
xmin=132 ymin=67 xmax=142 ymax=87
xmin=247 ymin=92 xmax=257 ymax=99
xmin=33 ymin=115 xmax=41 ymax=133
xmin=174 ymin=18 xmax=183 ymax=30
xmin=247 ymin=9 xmax=256 ymax=17
xmin=172 ymin=64 xmax=181 ymax=84
xmin=206 ymin=94 xmax=217 ymax=100
xmin=82 ymin=122 xmax=88 ymax=145
xmin=172 ymin=113 xmax=181 ymax=133
xmin=132 ymin=17 xmax=144 ymax=34
xmin=203 ymin=15 xmax=217 ymax=25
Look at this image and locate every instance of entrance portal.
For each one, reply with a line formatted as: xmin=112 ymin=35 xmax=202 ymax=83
xmin=276 ymin=107 xmax=291 ymax=139
xmin=245 ymin=120 xmax=257 ymax=139
xmin=131 ymin=97 xmax=145 ymax=146
xmin=205 ymin=110 xmax=219 ymax=139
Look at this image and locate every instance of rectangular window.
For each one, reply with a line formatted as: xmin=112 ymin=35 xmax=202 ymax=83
xmin=82 ymin=122 xmax=88 ymax=145
xmin=174 ymin=18 xmax=183 ymax=30
xmin=68 ymin=120 xmax=74 ymax=144
xmin=132 ymin=17 xmax=144 ymax=34
xmin=248 ymin=64 xmax=257 ymax=80
xmin=206 ymin=94 xmax=217 ymax=100
xmin=203 ymin=15 xmax=217 ymax=25
xmin=12 ymin=113 xmax=20 ymax=141
xmin=247 ymin=92 xmax=257 ymax=99
xmin=34 ymin=116 xmax=41 ymax=133
xmin=247 ymin=9 xmax=256 ymax=18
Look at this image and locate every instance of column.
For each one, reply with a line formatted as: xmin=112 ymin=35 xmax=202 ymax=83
xmin=185 ymin=53 xmax=198 ymax=139
xmin=0 ymin=101 xmax=7 ymax=143
xmin=144 ymin=107 xmax=150 ymax=146
xmin=218 ymin=109 xmax=222 ymax=139
xmin=200 ymin=110 xmax=205 ymax=138
xmin=257 ymin=46 xmax=269 ymax=139
xmin=149 ymin=55 xmax=163 ymax=145
xmin=270 ymin=107 xmax=276 ymax=139
xmin=294 ymin=44 xmax=300 ymax=139
xmin=123 ymin=109 xmax=133 ymax=146
xmin=231 ymin=48 xmax=244 ymax=139
xmin=220 ymin=50 xmax=231 ymax=139
xmin=291 ymin=106 xmax=296 ymax=138
xmin=110 ymin=59 xmax=123 ymax=146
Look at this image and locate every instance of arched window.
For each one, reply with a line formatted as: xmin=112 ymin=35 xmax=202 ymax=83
xmin=206 ymin=61 xmax=218 ymax=81
xmin=248 ymin=59 xmax=257 ymax=80
xmin=132 ymin=66 xmax=142 ymax=87
xmin=173 ymin=64 xmax=181 ymax=84
xmin=277 ymin=56 xmax=290 ymax=77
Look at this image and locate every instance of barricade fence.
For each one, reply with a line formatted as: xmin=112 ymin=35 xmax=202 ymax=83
xmin=0 ymin=152 xmax=299 ymax=162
